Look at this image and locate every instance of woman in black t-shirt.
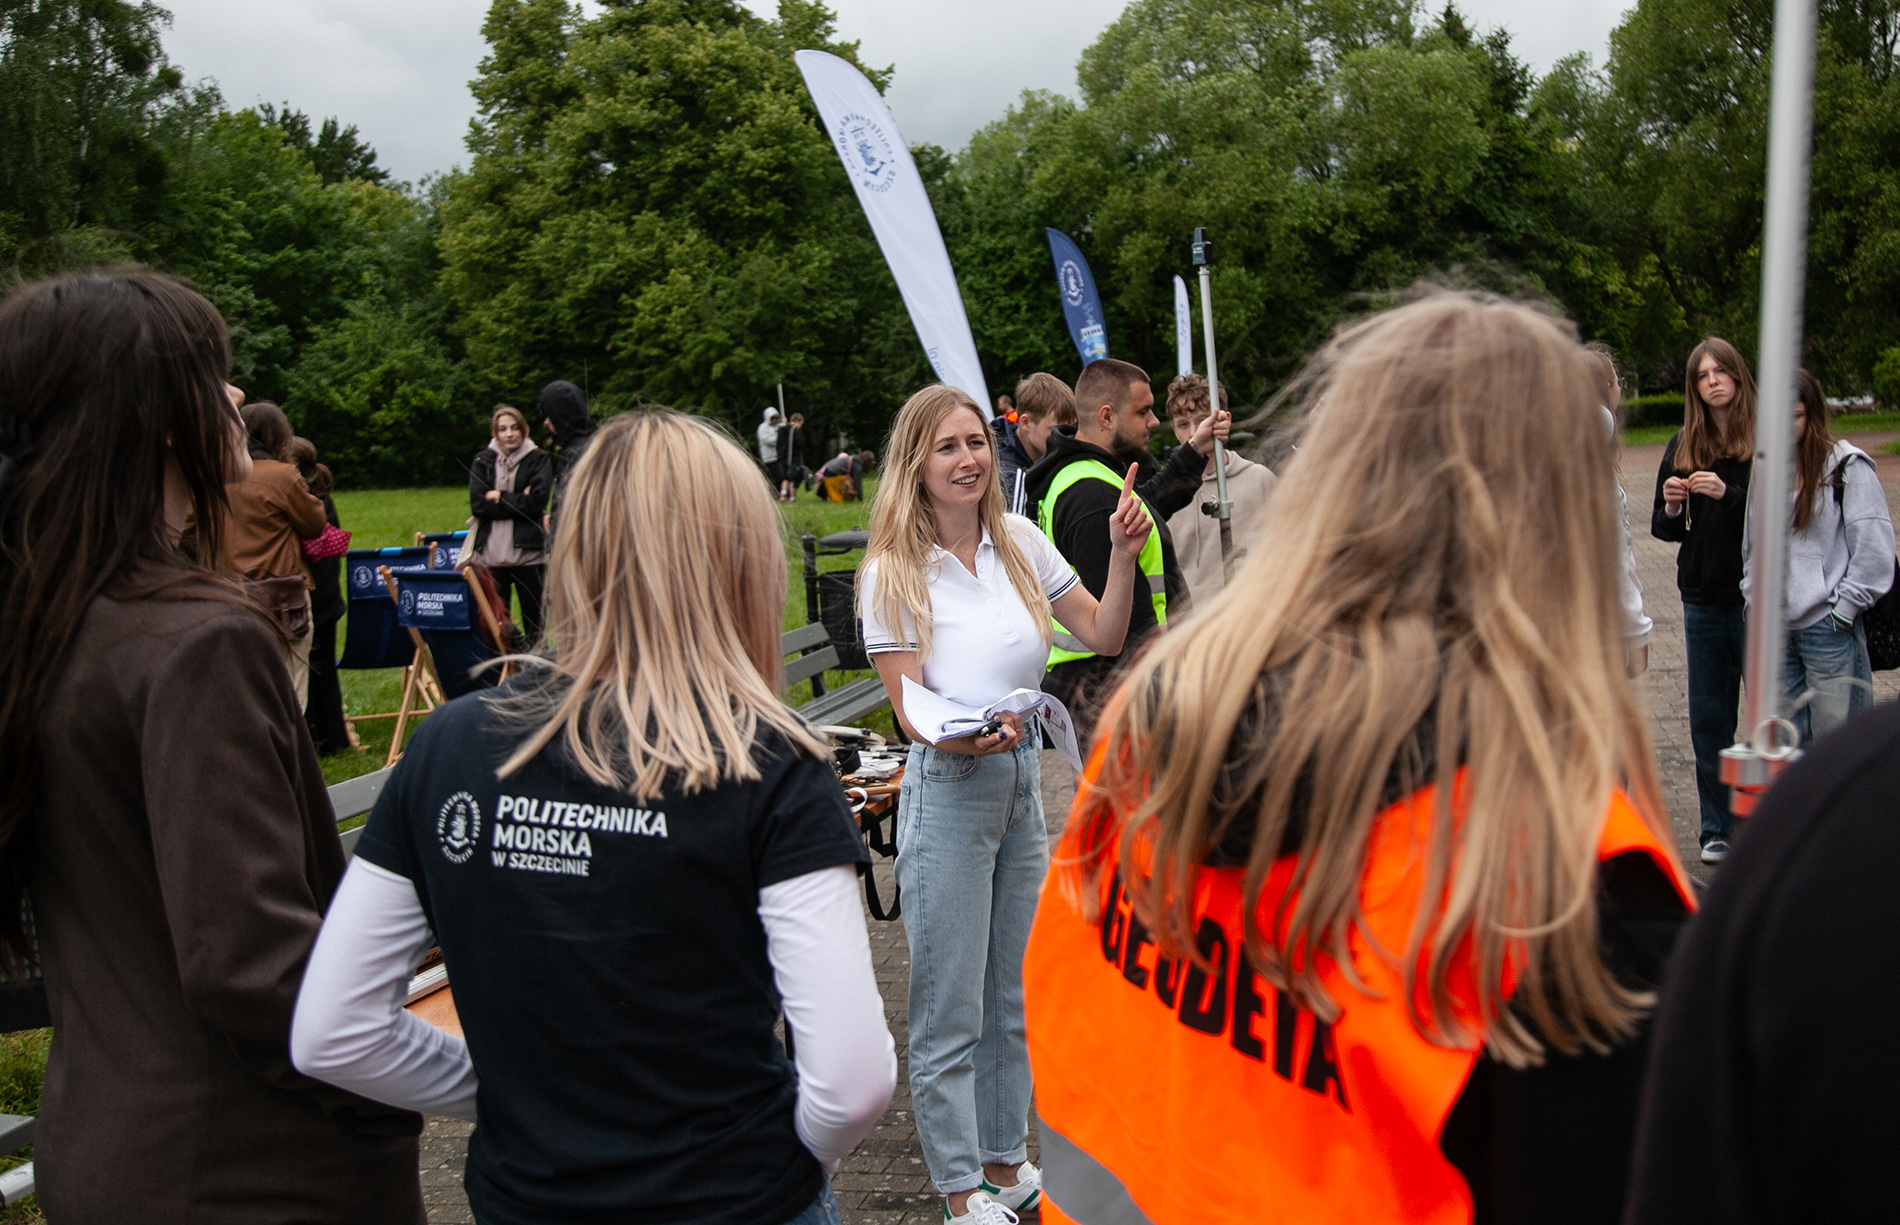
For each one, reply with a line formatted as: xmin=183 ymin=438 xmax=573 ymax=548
xmin=1650 ymin=336 xmax=1755 ymax=866
xmin=292 ymin=412 xmax=897 ymax=1225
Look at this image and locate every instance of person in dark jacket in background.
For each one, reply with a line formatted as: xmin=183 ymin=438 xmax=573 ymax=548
xmin=0 ymin=269 xmax=423 ymax=1225
xmin=777 ymin=412 xmax=806 ymax=502
xmin=1626 ymin=699 xmax=1900 ymax=1224
xmin=997 ymin=373 xmax=1075 ymax=516
xmin=1650 ymin=337 xmax=1755 ymax=864
xmin=539 ymin=380 xmax=593 ymax=535
xmin=469 ymin=403 xmax=553 ymax=643
xmin=289 ymin=436 xmax=354 ymax=754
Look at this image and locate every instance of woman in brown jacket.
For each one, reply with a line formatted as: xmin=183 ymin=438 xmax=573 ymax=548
xmin=0 ymin=271 xmax=424 ymax=1224
xmin=226 ymin=400 xmax=328 ymax=707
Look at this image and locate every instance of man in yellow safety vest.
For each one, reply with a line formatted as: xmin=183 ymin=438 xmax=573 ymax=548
xmin=1025 ymin=358 xmax=1193 ymax=743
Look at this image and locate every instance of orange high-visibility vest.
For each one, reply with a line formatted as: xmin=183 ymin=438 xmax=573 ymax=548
xmin=1023 ymin=762 xmax=1694 ymax=1225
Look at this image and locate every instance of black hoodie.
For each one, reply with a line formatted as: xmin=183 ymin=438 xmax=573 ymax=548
xmin=539 ymin=380 xmax=594 ymax=524
xmin=1023 ymin=427 xmax=1185 ymax=665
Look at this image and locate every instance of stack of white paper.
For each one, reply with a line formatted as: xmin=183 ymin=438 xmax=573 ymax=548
xmin=900 ymin=677 xmax=1084 ymax=772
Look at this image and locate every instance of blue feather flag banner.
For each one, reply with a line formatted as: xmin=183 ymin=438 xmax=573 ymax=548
xmin=1046 ymin=228 xmax=1108 ymax=366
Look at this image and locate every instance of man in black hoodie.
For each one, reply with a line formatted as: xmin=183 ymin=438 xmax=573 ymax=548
xmin=1025 ymin=358 xmax=1208 ymax=740
xmin=539 ymin=380 xmax=594 ymax=535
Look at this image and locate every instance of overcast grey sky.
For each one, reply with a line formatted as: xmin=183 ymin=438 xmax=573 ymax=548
xmin=160 ymin=0 xmax=1634 ymax=185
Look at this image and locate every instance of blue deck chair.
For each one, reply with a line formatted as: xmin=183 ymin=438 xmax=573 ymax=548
xmin=337 ymin=547 xmax=439 ymax=737
xmin=381 ymin=565 xmax=514 ymax=764
xmin=417 ymin=530 xmax=469 ymax=570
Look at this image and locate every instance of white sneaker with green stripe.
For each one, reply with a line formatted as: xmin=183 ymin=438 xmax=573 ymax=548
xmin=978 ymin=1160 xmax=1042 ymax=1213
xmin=944 ymin=1191 xmax=1019 ymax=1223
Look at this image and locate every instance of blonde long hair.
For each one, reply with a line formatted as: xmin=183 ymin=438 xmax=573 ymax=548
xmin=860 ymin=385 xmax=1052 ymax=661
xmin=495 ymin=411 xmax=827 ymax=798
xmin=1079 ymin=294 xmax=1674 ymax=1068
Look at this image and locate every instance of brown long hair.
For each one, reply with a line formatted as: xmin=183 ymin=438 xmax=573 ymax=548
xmin=1075 ymin=294 xmax=1674 ymax=1068
xmin=1793 ymin=368 xmax=1835 ymax=533
xmin=1675 ymin=336 xmax=1757 ymax=472
xmin=0 ymin=270 xmax=246 ymax=975
xmin=241 ymin=400 xmax=293 ymax=463
xmin=1581 ymin=342 xmax=1622 ymax=413
xmin=494 ymin=411 xmax=827 ymax=798
xmin=860 ymin=385 xmax=1052 ymax=661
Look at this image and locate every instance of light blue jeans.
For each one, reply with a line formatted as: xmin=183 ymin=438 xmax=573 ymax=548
xmin=1786 ymin=617 xmax=1873 ymax=743
xmin=895 ymin=725 xmax=1047 ymax=1195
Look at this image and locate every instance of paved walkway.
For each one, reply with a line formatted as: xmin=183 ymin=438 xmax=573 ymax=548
xmin=417 ymin=442 xmax=1900 ymax=1223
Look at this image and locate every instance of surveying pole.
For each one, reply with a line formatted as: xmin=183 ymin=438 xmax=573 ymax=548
xmin=1720 ymin=0 xmax=1818 ymax=815
xmin=1192 ymin=227 xmax=1234 ymax=572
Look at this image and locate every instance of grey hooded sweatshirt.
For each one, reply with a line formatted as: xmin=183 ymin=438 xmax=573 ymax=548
xmin=1743 ymin=440 xmax=1896 ymax=628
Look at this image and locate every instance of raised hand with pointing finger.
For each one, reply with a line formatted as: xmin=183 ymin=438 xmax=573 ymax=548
xmin=1109 ymin=462 xmax=1154 ymax=558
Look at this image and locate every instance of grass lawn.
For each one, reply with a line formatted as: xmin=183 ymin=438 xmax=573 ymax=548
xmin=0 ymin=1030 xmax=45 ymax=1223
xmin=1627 ymin=411 xmax=1900 ymax=450
xmin=319 ymin=480 xmax=889 ymax=788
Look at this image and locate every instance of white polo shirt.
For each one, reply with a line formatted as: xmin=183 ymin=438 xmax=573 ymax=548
xmin=861 ymin=514 xmax=1078 ymax=709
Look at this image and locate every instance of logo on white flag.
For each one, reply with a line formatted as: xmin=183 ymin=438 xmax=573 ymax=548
xmin=835 ymin=113 xmax=897 ymax=193
xmin=1059 ymin=259 xmax=1086 ymax=306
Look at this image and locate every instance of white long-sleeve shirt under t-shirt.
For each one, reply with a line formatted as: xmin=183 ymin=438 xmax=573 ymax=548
xmin=1606 ymin=406 xmax=1653 ymax=646
xmin=291 ymin=858 xmax=895 ymax=1170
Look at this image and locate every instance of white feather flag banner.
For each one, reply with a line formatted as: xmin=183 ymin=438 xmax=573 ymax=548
xmin=1174 ymin=275 xmax=1193 ymax=377
xmin=795 ymin=50 xmax=990 ymax=416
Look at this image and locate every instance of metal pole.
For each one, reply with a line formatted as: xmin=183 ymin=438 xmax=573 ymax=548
xmin=777 ymin=381 xmax=787 ymax=417
xmin=1191 ymin=229 xmax=1234 ymax=572
xmin=1721 ymin=0 xmax=1817 ymax=814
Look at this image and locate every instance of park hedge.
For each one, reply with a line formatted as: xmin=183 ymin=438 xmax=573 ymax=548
xmin=1622 ymin=394 xmax=1684 ymax=430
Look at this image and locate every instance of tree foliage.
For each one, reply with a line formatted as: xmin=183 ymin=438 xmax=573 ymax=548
xmin=437 ymin=0 xmax=933 ymax=449
xmin=8 ymin=0 xmax=1900 ymax=489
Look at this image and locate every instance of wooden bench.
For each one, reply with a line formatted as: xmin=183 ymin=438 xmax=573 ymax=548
xmin=789 ymin=528 xmax=893 ymax=729
xmin=780 ymin=621 xmax=891 ymax=728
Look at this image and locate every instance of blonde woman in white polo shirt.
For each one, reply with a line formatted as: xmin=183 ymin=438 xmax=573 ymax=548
xmin=860 ymin=383 xmax=1150 ymax=1224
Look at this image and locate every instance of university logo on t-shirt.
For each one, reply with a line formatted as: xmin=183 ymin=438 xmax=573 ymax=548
xmin=437 ymin=792 xmax=482 ymax=864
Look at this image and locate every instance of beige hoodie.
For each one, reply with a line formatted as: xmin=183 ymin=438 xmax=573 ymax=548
xmin=1164 ymin=453 xmax=1277 ymax=610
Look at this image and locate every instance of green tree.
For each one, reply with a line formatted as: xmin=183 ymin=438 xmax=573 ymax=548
xmin=1560 ymin=0 xmax=1900 ymax=388
xmin=149 ymin=110 xmax=397 ymax=400
xmin=942 ymin=0 xmax=1580 ymax=404
xmin=438 ymin=0 xmax=921 ymax=447
xmin=0 ymin=0 xmax=190 ymax=268
xmin=259 ymin=102 xmax=392 ymax=185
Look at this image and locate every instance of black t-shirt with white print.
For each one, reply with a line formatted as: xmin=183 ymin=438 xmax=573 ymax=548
xmin=354 ymin=683 xmax=868 ymax=1225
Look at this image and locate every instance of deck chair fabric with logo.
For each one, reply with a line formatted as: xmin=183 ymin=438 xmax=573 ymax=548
xmin=339 ymin=547 xmax=440 ymax=737
xmin=382 ymin=565 xmax=516 ymax=764
xmin=417 ymin=530 xmax=469 ymax=569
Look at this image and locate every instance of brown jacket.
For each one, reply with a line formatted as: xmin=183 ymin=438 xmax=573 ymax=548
xmin=224 ymin=458 xmax=327 ymax=588
xmin=31 ymin=592 xmax=423 ymax=1224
